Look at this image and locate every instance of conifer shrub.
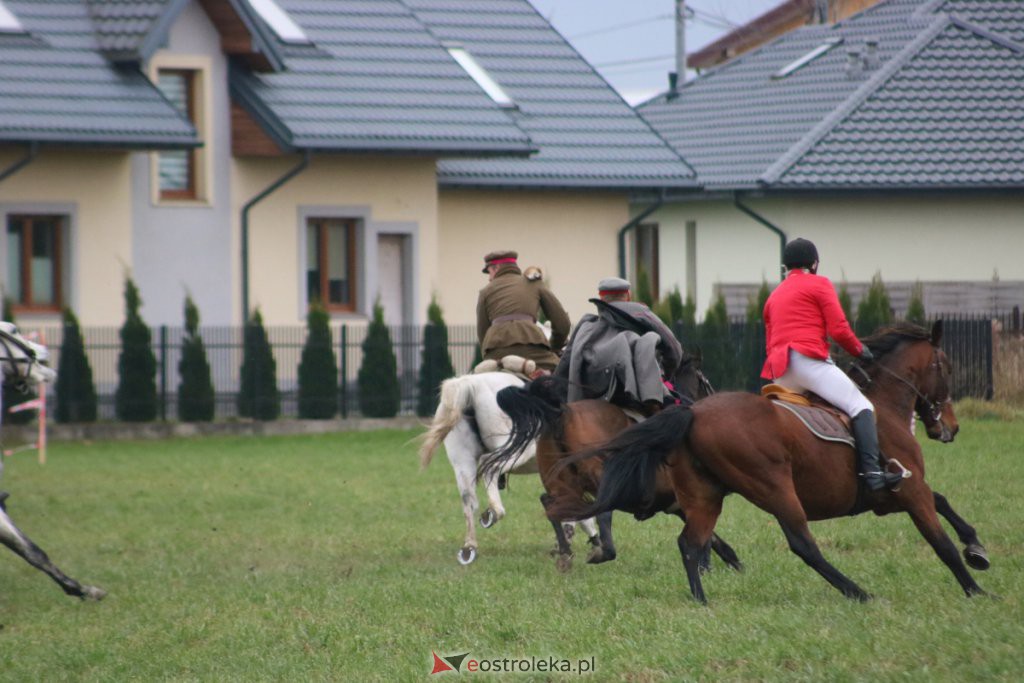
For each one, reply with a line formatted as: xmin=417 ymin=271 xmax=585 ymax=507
xmin=238 ymin=309 xmax=280 ymax=421
xmin=298 ymin=302 xmax=338 ymax=419
xmin=358 ymin=301 xmax=400 ymax=418
xmin=855 ymin=272 xmax=893 ymax=337
xmin=417 ymin=297 xmax=456 ymax=417
xmin=178 ymin=296 xmax=215 ymax=422
xmin=838 ymin=278 xmax=854 ymax=323
xmin=55 ymin=307 xmax=97 ymax=423
xmin=635 ymin=264 xmax=655 ymax=307
xmin=906 ymin=281 xmax=927 ymax=326
xmin=115 ymin=277 xmax=158 ymax=422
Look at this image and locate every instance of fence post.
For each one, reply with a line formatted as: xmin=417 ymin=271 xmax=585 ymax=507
xmin=159 ymin=325 xmax=168 ymax=421
xmin=340 ymin=325 xmax=348 ymax=419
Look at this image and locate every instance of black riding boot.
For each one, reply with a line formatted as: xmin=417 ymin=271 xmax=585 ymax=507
xmin=851 ymin=410 xmax=905 ymax=492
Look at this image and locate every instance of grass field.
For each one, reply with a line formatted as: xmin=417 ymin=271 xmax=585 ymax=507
xmin=0 ymin=419 xmax=1021 ymax=681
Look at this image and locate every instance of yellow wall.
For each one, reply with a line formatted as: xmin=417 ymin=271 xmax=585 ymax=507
xmin=232 ymin=154 xmax=438 ymax=325
xmin=650 ymin=193 xmax=1024 ymax=316
xmin=0 ymin=147 xmax=133 ymax=326
xmin=437 ymin=189 xmax=630 ymax=325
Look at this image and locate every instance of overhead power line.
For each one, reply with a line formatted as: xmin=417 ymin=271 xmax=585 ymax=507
xmin=568 ymin=13 xmax=672 ymax=40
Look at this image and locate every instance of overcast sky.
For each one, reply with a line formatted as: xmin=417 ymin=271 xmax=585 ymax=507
xmin=527 ymin=0 xmax=783 ymax=104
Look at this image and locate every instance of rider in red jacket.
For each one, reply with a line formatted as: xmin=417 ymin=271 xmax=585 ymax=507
xmin=762 ymin=238 xmax=905 ymax=492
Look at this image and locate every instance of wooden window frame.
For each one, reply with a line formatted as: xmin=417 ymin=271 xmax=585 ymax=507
xmin=6 ymin=214 xmax=64 ymax=312
xmin=158 ymin=69 xmax=197 ymax=200
xmin=307 ymin=217 xmax=358 ymax=313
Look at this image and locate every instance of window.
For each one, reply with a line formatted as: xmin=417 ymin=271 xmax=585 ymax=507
xmin=0 ymin=1 xmax=25 ymax=34
xmin=156 ymin=69 xmax=197 ymax=199
xmin=633 ymin=223 xmax=660 ymax=301
xmin=5 ymin=215 xmax=63 ymax=310
xmin=247 ymin=0 xmax=310 ymax=44
xmin=446 ymin=45 xmax=515 ymax=108
xmin=772 ymin=37 xmax=843 ymax=79
xmin=306 ymin=218 xmax=357 ymax=311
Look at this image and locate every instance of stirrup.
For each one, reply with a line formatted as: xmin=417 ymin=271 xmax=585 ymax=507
xmin=885 ymin=459 xmax=913 ymax=492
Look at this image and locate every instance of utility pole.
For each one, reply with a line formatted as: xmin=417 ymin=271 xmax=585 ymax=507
xmin=675 ymin=0 xmax=686 ymax=91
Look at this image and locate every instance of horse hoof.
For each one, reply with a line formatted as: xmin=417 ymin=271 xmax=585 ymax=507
xmin=556 ymin=553 xmax=573 ymax=573
xmin=480 ymin=509 xmax=497 ymax=528
xmin=586 ymin=547 xmax=604 ymax=564
xmin=964 ymin=544 xmax=990 ymax=571
xmin=457 ymin=547 xmax=477 ymax=565
xmin=82 ymin=585 xmax=107 ymax=601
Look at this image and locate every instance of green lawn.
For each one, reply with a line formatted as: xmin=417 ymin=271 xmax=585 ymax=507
xmin=0 ymin=421 xmax=1021 ymax=681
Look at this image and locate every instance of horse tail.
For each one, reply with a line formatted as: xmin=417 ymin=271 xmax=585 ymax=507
xmin=479 ymin=375 xmax=568 ymax=479
xmin=419 ymin=375 xmax=477 ymax=470
xmin=551 ymin=405 xmax=695 ymax=521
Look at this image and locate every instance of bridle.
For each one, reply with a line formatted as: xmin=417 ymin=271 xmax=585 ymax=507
xmin=854 ymin=344 xmax=951 ymax=424
xmin=0 ymin=327 xmax=41 ymax=392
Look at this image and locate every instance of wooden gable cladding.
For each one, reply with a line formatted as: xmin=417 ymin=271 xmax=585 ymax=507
xmin=231 ymin=102 xmax=285 ymax=156
xmin=196 ymin=0 xmax=274 ymax=72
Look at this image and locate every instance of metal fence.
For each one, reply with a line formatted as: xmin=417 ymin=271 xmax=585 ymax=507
xmin=13 ymin=311 xmax=1019 ymax=423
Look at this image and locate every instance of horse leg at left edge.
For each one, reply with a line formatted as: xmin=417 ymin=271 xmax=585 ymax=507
xmin=541 ymin=493 xmax=574 ymax=572
xmin=0 ymin=496 xmax=106 ymax=600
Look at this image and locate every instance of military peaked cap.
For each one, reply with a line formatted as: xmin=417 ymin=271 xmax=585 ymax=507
xmin=598 ymin=277 xmax=631 ymax=294
xmin=482 ymin=250 xmax=519 ymax=273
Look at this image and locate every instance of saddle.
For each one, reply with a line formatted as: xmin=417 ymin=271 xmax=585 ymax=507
xmin=761 ymin=384 xmax=855 ymax=447
xmin=473 ymin=355 xmax=549 ymax=381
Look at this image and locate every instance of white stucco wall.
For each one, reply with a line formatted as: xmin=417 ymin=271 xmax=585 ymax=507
xmin=437 ymin=189 xmax=630 ymax=326
xmin=646 ymin=193 xmax=1024 ymax=317
xmin=0 ymin=147 xmax=133 ymax=326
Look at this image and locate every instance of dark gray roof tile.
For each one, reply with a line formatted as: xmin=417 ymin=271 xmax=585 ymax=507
xmin=404 ymin=0 xmax=696 ymax=189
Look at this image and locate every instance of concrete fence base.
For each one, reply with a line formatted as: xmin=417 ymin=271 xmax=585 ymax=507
xmin=2 ymin=417 xmax=427 ymax=444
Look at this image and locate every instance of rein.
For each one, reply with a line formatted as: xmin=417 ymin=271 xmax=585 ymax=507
xmin=853 ymin=346 xmax=950 ymax=423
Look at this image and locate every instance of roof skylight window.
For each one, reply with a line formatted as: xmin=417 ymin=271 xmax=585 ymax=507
xmin=772 ymin=37 xmax=843 ymax=79
xmin=446 ymin=45 xmax=515 ymax=108
xmin=0 ymin=1 xmax=26 ymax=34
xmin=247 ymin=0 xmax=310 ymax=44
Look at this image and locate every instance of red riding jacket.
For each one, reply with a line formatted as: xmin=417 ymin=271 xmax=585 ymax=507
xmin=761 ymin=269 xmax=863 ymax=379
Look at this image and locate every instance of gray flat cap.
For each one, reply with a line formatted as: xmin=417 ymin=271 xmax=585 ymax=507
xmin=598 ymin=277 xmax=631 ymax=293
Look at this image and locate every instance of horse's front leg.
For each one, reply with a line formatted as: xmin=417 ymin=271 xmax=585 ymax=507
xmin=541 ymin=493 xmax=574 ymax=572
xmin=901 ymin=484 xmax=985 ymax=597
xmin=933 ymin=490 xmax=989 ymax=570
xmin=0 ymin=493 xmax=106 ymax=600
xmin=480 ymin=470 xmax=506 ymax=529
xmin=586 ymin=511 xmax=617 ymax=565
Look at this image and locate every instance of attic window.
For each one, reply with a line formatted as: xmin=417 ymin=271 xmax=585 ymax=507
xmin=247 ymin=0 xmax=310 ymax=44
xmin=772 ymin=37 xmax=843 ymax=79
xmin=446 ymin=46 xmax=515 ymax=108
xmin=0 ymin=1 xmax=25 ymax=34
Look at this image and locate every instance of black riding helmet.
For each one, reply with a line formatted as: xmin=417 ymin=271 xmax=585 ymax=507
xmin=782 ymin=238 xmax=819 ymax=270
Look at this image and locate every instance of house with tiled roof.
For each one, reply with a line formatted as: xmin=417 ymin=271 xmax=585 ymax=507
xmin=636 ymin=0 xmax=1024 ymax=316
xmin=0 ymin=0 xmax=694 ymax=328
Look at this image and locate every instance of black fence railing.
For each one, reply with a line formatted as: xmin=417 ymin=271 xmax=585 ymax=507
xmin=13 ymin=312 xmax=1015 ymax=423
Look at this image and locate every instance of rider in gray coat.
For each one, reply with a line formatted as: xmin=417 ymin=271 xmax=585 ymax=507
xmin=554 ymin=277 xmax=682 ymax=413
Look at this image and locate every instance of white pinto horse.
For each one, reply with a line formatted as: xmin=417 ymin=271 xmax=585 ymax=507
xmin=0 ymin=321 xmax=106 ymax=600
xmin=420 ymin=372 xmax=598 ymax=564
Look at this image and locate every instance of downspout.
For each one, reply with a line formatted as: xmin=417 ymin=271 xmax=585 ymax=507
xmin=240 ymin=150 xmax=311 ymax=322
xmin=618 ymin=191 xmax=666 ymax=278
xmin=733 ymin=192 xmax=787 ymax=278
xmin=0 ymin=142 xmax=39 ymax=183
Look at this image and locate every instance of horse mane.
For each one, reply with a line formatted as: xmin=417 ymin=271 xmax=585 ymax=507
xmin=861 ymin=322 xmax=931 ymax=359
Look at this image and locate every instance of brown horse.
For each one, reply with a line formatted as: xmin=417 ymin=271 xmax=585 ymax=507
xmin=488 ymin=353 xmax=742 ymax=573
xmin=556 ymin=321 xmax=987 ymax=602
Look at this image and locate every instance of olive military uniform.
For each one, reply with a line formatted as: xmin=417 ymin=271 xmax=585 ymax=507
xmin=476 ymin=252 xmax=570 ymax=371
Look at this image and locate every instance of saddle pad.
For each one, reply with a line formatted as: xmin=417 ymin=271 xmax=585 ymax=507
xmin=771 ymin=401 xmax=855 ymax=447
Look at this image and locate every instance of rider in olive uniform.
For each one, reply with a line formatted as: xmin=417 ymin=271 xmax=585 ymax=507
xmin=476 ymin=250 xmax=570 ymax=371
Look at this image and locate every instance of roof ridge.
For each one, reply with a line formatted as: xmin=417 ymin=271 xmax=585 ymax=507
xmin=949 ymin=14 xmax=1024 ymax=54
xmin=759 ymin=13 xmax=950 ymax=186
xmin=507 ymin=0 xmax=698 ymax=180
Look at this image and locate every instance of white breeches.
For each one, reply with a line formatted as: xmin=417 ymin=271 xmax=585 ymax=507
xmin=775 ymin=349 xmax=873 ymax=417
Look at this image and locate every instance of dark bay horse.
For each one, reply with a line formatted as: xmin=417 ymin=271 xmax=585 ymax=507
xmin=558 ymin=321 xmax=987 ymax=602
xmin=487 ymin=352 xmax=742 ymax=573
